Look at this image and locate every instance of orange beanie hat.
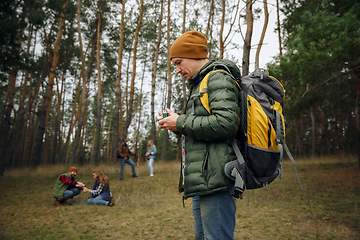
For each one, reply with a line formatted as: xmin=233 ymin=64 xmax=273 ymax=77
xmin=69 ymin=166 xmax=78 ymax=173
xmin=169 ymin=31 xmax=208 ymax=59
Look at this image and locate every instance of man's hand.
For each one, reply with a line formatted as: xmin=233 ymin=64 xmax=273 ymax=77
xmin=77 ymin=182 xmax=85 ymax=188
xmin=158 ymin=108 xmax=179 ymax=132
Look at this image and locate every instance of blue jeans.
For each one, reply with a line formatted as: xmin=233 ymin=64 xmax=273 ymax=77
xmin=87 ymin=196 xmax=108 ymax=206
xmin=147 ymin=158 xmax=154 ymax=174
xmin=120 ymin=158 xmax=136 ymax=179
xmin=192 ymin=187 xmax=236 ymax=240
xmin=63 ymin=188 xmax=81 ymax=200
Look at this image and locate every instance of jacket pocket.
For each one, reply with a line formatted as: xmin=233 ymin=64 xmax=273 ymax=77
xmin=202 ymin=150 xmax=209 ymax=185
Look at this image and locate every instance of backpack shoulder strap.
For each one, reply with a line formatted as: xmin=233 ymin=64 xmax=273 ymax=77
xmin=192 ymin=69 xmax=240 ymax=115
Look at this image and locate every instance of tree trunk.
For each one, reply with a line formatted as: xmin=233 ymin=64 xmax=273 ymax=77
xmin=315 ymin=103 xmax=327 ymax=156
xmin=71 ymin=0 xmax=89 ymax=166
xmin=161 ymin=0 xmax=172 ymax=161
xmin=53 ymin=69 xmax=66 ymax=164
xmin=30 ymin=1 xmax=68 ymax=168
xmin=11 ymin=24 xmax=33 ymax=168
xmin=151 ymin=0 xmax=163 ymax=146
xmin=349 ymin=63 xmax=360 ymax=167
xmin=121 ymin=49 xmax=132 ymax=139
xmin=106 ymin=112 xmax=112 ymax=161
xmin=135 ymin=60 xmax=146 ymax=154
xmin=62 ymin=74 xmax=81 ymax=164
xmin=242 ymin=0 xmax=253 ymax=77
xmin=182 ymin=0 xmax=186 ymax=33
xmin=91 ymin=4 xmax=103 ymax=166
xmin=24 ymin=74 xmax=42 ymax=166
xmin=205 ymin=0 xmax=214 ymax=39
xmin=255 ymin=0 xmax=268 ymax=69
xmin=276 ymin=0 xmax=282 ymax=56
xmin=113 ymin=0 xmax=126 ymax=163
xmin=123 ymin=0 xmax=144 ymax=138
xmin=0 ymin=24 xmax=24 ymax=175
xmin=179 ymin=0 xmax=188 ymax=162
xmin=219 ymin=0 xmax=225 ymax=59
xmin=310 ymin=106 xmax=315 ymax=158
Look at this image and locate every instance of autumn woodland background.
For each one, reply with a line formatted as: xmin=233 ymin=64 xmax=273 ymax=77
xmin=0 ymin=0 xmax=360 ymax=176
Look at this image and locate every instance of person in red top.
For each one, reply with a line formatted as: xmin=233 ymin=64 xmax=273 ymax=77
xmin=117 ymin=138 xmax=138 ymax=180
xmin=51 ymin=166 xmax=86 ymax=206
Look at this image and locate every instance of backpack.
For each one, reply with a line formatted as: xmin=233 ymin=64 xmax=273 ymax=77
xmin=194 ymin=67 xmax=302 ymax=201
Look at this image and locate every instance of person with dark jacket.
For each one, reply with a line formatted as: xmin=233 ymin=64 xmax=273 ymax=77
xmin=117 ymin=138 xmax=138 ymax=180
xmin=52 ymin=166 xmax=86 ymax=206
xmin=158 ymin=30 xmax=241 ymax=239
xmin=84 ymin=169 xmax=114 ymax=207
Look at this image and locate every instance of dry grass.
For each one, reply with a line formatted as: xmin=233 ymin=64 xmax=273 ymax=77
xmin=0 ymin=156 xmax=359 ymax=239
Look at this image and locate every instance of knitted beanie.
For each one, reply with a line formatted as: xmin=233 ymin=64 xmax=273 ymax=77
xmin=69 ymin=166 xmax=78 ymax=173
xmin=169 ymin=31 xmax=208 ymax=59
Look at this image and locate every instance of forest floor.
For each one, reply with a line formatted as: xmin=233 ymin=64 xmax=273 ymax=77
xmin=0 ymin=156 xmax=359 ymax=239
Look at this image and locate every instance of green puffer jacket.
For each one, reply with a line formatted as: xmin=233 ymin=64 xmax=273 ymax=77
xmin=176 ymin=59 xmax=241 ymax=199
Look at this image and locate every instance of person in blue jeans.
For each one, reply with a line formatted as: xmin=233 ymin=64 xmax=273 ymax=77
xmin=117 ymin=138 xmax=138 ymax=180
xmin=51 ymin=166 xmax=86 ymax=206
xmin=145 ymin=139 xmax=157 ymax=177
xmin=192 ymin=187 xmax=236 ymax=239
xmin=158 ymin=30 xmax=240 ymax=239
xmin=84 ymin=169 xmax=114 ymax=207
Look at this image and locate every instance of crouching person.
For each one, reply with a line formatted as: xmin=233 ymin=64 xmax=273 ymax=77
xmin=84 ymin=169 xmax=114 ymax=207
xmin=52 ymin=166 xmax=85 ymax=206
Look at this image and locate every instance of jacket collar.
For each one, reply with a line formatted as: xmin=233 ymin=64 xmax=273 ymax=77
xmin=188 ymin=60 xmax=215 ymax=88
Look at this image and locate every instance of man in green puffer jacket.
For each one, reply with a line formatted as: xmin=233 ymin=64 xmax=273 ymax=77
xmin=158 ymin=30 xmax=241 ymax=240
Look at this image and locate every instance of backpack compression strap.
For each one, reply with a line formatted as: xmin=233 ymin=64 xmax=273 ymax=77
xmin=284 ymin=143 xmax=303 ymax=190
xmin=275 ymin=110 xmax=285 ymax=179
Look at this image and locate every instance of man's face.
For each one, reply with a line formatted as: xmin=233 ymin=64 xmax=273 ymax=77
xmin=70 ymin=171 xmax=77 ymax=177
xmin=171 ymin=58 xmax=203 ymax=80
